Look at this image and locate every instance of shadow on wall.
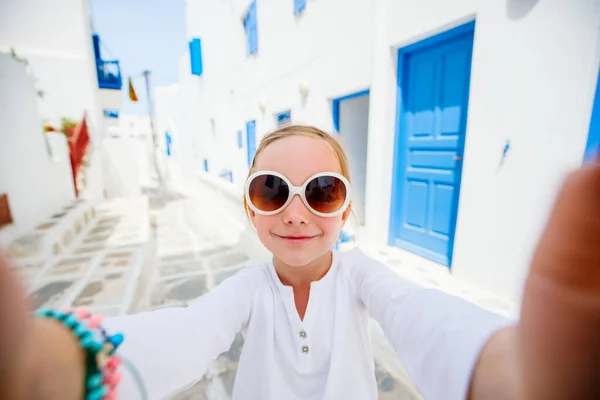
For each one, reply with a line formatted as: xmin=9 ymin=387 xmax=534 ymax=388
xmin=506 ymin=0 xmax=541 ymax=20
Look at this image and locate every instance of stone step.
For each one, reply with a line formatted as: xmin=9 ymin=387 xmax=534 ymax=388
xmin=6 ymin=200 xmax=97 ymax=262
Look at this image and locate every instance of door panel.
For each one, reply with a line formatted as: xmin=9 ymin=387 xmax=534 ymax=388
xmin=391 ymin=27 xmax=474 ymax=266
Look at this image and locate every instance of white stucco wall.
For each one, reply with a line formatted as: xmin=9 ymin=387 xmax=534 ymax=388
xmin=366 ymin=0 xmax=600 ymax=302
xmin=156 ymin=0 xmax=600 ymax=303
xmin=0 ymin=0 xmax=103 ymax=138
xmin=158 ymin=0 xmax=374 ymax=190
xmin=0 ymin=54 xmax=76 ymax=234
xmin=451 ymin=0 xmax=600 ymax=302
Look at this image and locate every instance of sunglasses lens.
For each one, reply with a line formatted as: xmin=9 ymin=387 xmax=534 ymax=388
xmin=305 ymin=175 xmax=347 ymax=214
xmin=248 ymin=174 xmax=290 ymax=212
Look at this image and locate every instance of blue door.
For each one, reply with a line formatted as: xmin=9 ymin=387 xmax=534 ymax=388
xmin=246 ymin=120 xmax=257 ymax=167
xmin=389 ymin=22 xmax=475 ymax=266
xmin=585 ymin=70 xmax=600 ymax=164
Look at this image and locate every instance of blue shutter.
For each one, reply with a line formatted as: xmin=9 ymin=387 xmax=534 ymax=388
xmin=294 ymin=0 xmax=306 ymax=15
xmin=189 ymin=38 xmax=203 ymax=76
xmin=244 ymin=1 xmax=258 ymax=55
xmin=237 ymin=130 xmax=243 ymax=148
xmin=276 ymin=110 xmax=291 ymax=126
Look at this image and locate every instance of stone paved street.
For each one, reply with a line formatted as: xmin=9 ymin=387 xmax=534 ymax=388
xmin=11 ymin=180 xmax=514 ymax=400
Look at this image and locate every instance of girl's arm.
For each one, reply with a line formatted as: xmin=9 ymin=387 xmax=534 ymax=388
xmin=348 ymin=250 xmax=514 ymax=400
xmin=102 ymin=264 xmax=263 ymax=399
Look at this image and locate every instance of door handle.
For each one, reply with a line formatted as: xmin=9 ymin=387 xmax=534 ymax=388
xmin=453 ymin=156 xmax=463 ymax=161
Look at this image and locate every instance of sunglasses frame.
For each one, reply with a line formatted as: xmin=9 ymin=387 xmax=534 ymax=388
xmin=245 ymin=170 xmax=352 ymax=217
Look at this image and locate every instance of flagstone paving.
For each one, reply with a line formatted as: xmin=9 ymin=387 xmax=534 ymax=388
xmin=11 ymin=181 xmax=514 ymax=399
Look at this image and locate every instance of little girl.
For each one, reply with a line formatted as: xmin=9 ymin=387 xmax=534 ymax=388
xmin=2 ymin=124 xmax=599 ymax=400
xmin=102 ymin=125 xmax=510 ymax=399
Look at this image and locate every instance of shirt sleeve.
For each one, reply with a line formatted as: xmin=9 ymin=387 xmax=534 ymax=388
xmin=347 ymin=250 xmax=514 ymax=400
xmin=102 ymin=264 xmax=264 ymax=400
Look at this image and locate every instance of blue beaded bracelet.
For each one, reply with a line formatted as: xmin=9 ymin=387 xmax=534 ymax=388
xmin=35 ymin=307 xmax=125 ymax=400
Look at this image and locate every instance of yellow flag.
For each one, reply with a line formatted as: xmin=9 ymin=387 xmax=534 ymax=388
xmin=128 ymin=77 xmax=138 ymax=102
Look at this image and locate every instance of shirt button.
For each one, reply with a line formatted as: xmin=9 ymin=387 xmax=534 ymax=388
xmin=299 ymin=330 xmax=307 ymax=339
xmin=301 ymin=345 xmax=309 ymax=354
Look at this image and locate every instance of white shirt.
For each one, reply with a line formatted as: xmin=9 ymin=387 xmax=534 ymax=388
xmin=105 ymin=249 xmax=511 ymax=400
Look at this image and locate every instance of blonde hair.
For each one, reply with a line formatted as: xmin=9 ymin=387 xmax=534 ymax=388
xmin=243 ymin=124 xmax=352 ymax=219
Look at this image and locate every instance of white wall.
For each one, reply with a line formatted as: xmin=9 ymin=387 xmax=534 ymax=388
xmin=338 ymin=94 xmax=370 ymax=225
xmin=157 ymin=0 xmax=374 ymax=190
xmin=157 ymin=0 xmax=600 ymax=303
xmin=365 ymin=0 xmax=600 ymax=302
xmin=102 ymin=137 xmax=142 ymax=198
xmin=0 ymin=54 xmax=76 ymax=234
xmin=0 ymin=0 xmax=103 ymax=139
xmin=451 ymin=0 xmax=600 ymax=302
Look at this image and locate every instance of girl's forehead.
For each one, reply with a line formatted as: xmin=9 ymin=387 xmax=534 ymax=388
xmin=254 ymin=135 xmax=342 ymax=184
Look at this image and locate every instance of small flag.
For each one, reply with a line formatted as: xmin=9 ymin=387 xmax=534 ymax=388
xmin=128 ymin=77 xmax=138 ymax=102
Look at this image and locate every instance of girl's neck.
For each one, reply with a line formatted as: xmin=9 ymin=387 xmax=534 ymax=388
xmin=273 ymin=251 xmax=333 ymax=288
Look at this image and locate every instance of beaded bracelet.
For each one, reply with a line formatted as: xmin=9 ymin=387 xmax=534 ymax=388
xmin=35 ymin=307 xmax=125 ymax=400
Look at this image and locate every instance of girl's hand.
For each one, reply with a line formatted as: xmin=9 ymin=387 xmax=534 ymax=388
xmin=0 ymin=254 xmax=85 ymax=400
xmin=470 ymin=160 xmax=600 ymax=399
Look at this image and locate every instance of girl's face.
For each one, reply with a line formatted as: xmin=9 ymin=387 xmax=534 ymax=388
xmin=249 ymin=135 xmax=351 ymax=267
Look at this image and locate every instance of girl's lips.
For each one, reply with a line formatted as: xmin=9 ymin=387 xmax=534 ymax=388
xmin=273 ymin=234 xmax=318 ymax=243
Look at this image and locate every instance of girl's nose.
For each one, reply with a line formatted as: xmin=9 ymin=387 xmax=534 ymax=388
xmin=282 ymin=194 xmax=310 ymax=225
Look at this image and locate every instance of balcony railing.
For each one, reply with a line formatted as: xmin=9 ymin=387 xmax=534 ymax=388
xmin=96 ymin=59 xmax=122 ymax=90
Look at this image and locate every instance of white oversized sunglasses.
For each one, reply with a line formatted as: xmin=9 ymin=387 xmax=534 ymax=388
xmin=245 ymin=171 xmax=352 ymax=217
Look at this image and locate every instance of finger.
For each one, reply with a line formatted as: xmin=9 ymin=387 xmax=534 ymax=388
xmin=0 ymin=252 xmax=31 ymax=397
xmin=520 ymin=162 xmax=600 ymax=399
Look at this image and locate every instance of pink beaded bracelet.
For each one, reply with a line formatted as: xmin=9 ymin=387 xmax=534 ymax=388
xmin=35 ymin=307 xmax=146 ymax=400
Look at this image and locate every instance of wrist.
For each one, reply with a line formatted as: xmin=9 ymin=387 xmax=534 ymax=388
xmin=25 ymin=318 xmax=86 ymax=400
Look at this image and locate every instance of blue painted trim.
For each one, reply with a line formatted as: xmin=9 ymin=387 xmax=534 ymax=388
xmin=400 ymin=20 xmax=476 ymax=54
xmin=96 ymin=59 xmax=122 ymax=90
xmin=92 ymin=34 xmax=101 ymax=60
xmin=103 ymin=110 xmax=119 ymax=119
xmin=276 ymin=110 xmax=292 ymax=126
xmin=189 ymin=38 xmax=203 ymax=76
xmin=203 ymin=159 xmax=209 ymax=172
xmin=165 ymin=131 xmax=172 ymax=156
xmin=294 ymin=0 xmax=306 ymax=15
xmin=244 ymin=0 xmax=258 ymax=55
xmin=585 ymin=70 xmax=600 ymax=163
xmin=332 ymin=89 xmax=370 ymax=133
xmin=388 ymin=20 xmax=476 ymax=268
xmin=237 ymin=130 xmax=243 ymax=148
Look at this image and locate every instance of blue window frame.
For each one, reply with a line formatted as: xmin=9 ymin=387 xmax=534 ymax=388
xmin=294 ymin=0 xmax=306 ymax=15
xmin=276 ymin=110 xmax=292 ymax=126
xmin=585 ymin=70 xmax=600 ymax=163
xmin=203 ymin=159 xmax=209 ymax=172
xmin=165 ymin=131 xmax=172 ymax=156
xmin=246 ymin=121 xmax=257 ymax=167
xmin=189 ymin=38 xmax=203 ymax=76
xmin=244 ymin=1 xmax=258 ymax=55
xmin=103 ymin=109 xmax=119 ymax=119
xmin=220 ymin=170 xmax=233 ymax=182
xmin=237 ymin=130 xmax=243 ymax=148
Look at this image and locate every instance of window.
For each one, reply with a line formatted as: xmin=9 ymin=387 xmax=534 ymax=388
xmin=275 ymin=110 xmax=292 ymax=126
xmin=294 ymin=0 xmax=306 ymax=15
xmin=237 ymin=130 xmax=243 ymax=148
xmin=211 ymin=118 xmax=216 ymax=137
xmin=244 ymin=0 xmax=258 ymax=55
xmin=203 ymin=159 xmax=209 ymax=172
xmin=189 ymin=38 xmax=203 ymax=76
xmin=220 ymin=170 xmax=233 ymax=182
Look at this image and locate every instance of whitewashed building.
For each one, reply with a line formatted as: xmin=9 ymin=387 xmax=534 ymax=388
xmin=0 ymin=0 xmax=126 ymax=232
xmin=155 ymin=0 xmax=600 ymax=303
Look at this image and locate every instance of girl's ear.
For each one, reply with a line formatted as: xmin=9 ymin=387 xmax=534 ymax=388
xmin=249 ymin=209 xmax=257 ymax=226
